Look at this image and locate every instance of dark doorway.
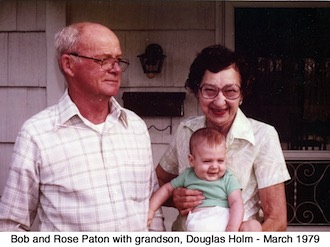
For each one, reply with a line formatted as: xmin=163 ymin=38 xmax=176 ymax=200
xmin=235 ymin=8 xmax=330 ymax=150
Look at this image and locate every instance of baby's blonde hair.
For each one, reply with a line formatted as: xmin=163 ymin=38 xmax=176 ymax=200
xmin=189 ymin=127 xmax=225 ymax=154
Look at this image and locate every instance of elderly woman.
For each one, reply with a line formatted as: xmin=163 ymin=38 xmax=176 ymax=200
xmin=156 ymin=44 xmax=290 ymax=231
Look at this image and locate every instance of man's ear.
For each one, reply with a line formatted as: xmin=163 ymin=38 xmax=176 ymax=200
xmin=188 ymin=154 xmax=195 ymax=168
xmin=61 ymin=54 xmax=75 ymax=77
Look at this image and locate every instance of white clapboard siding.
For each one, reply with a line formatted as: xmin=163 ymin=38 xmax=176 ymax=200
xmin=0 ymin=1 xmax=16 ymax=31
xmin=0 ymin=0 xmax=48 ymax=196
xmin=8 ymin=32 xmax=46 ymax=87
xmin=0 ymin=0 xmax=45 ymax=31
xmin=17 ymin=0 xmax=46 ymax=31
xmin=67 ymin=1 xmax=215 ymax=30
xmin=0 ymin=33 xmax=8 ymax=86
xmin=0 ymin=144 xmax=14 ymax=195
xmin=0 ymin=88 xmax=46 ymax=142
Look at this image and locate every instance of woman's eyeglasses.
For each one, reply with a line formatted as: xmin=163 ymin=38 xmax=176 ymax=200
xmin=199 ymin=84 xmax=241 ymax=100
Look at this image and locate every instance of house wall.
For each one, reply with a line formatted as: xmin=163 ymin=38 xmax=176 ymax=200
xmin=0 ymin=0 xmax=48 ymax=192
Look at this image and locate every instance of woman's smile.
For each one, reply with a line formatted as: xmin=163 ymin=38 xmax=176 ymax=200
xmin=210 ymin=106 xmax=228 ymax=117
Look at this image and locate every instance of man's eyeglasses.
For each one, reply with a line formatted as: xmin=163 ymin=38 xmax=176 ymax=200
xmin=69 ymin=53 xmax=129 ymax=72
xmin=199 ymin=84 xmax=241 ymax=100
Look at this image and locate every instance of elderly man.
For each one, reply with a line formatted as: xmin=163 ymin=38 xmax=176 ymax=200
xmin=0 ymin=22 xmax=164 ymax=231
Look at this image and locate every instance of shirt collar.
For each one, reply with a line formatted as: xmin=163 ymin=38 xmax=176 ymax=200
xmin=54 ymin=90 xmax=128 ymax=130
xmin=184 ymin=116 xmax=207 ymax=132
xmin=183 ymin=108 xmax=255 ymax=146
xmin=227 ymin=108 xmax=255 ymax=146
xmin=110 ymin=96 xmax=128 ymax=128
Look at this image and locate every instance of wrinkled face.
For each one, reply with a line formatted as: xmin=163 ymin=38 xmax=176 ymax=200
xmin=189 ymin=141 xmax=226 ymax=181
xmin=68 ymin=24 xmax=123 ymax=100
xmin=198 ymin=66 xmax=242 ymax=134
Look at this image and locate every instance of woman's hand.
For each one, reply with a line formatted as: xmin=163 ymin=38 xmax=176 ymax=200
xmin=172 ymin=187 xmax=204 ymax=215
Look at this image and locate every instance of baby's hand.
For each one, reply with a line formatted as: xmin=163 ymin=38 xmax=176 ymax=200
xmin=147 ymin=209 xmax=154 ymax=226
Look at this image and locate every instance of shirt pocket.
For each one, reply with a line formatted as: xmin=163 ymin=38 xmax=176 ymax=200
xmin=118 ymin=160 xmax=152 ymax=202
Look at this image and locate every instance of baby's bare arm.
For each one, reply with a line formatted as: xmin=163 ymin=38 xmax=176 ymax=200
xmin=226 ymin=189 xmax=244 ymax=231
xmin=148 ymin=183 xmax=175 ymax=226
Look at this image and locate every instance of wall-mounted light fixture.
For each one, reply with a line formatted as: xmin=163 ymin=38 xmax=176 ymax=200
xmin=137 ymin=44 xmax=165 ymax=79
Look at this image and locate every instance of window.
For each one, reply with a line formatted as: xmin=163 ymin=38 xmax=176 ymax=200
xmin=235 ymin=7 xmax=330 ymax=150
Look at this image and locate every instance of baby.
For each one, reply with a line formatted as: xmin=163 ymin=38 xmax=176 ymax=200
xmin=148 ymin=127 xmax=244 ymax=231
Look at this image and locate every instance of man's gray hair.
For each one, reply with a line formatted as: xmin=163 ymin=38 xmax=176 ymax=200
xmin=54 ymin=24 xmax=81 ymax=69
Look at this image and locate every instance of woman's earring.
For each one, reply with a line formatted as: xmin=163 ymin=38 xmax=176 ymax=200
xmin=239 ymin=100 xmax=243 ymax=105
